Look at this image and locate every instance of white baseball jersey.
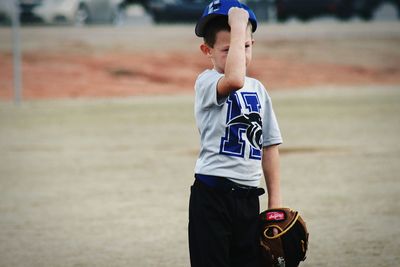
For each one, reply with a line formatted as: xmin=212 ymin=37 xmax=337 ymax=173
xmin=194 ymin=69 xmax=283 ymax=187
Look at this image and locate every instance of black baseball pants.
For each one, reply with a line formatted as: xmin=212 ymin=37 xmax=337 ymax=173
xmin=188 ymin=177 xmax=262 ymax=267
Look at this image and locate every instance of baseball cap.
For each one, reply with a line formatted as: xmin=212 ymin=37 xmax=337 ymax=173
xmin=195 ymin=0 xmax=257 ymax=37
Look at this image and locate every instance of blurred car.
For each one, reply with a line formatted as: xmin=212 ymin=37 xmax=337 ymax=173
xmin=123 ymin=0 xmax=151 ymax=10
xmin=0 ymin=0 xmax=13 ymax=24
xmin=275 ymin=0 xmax=341 ymax=21
xmin=275 ymin=0 xmax=400 ymax=22
xmin=33 ymin=0 xmax=126 ymax=25
xmin=16 ymin=0 xmax=44 ymax=23
xmin=147 ymin=0 xmax=270 ymax=23
xmin=148 ymin=0 xmax=207 ymax=23
xmin=344 ymin=0 xmax=400 ymax=20
xmin=0 ymin=0 xmax=50 ymax=24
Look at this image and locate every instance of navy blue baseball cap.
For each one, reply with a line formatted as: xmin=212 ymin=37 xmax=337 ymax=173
xmin=195 ymin=0 xmax=257 ymax=37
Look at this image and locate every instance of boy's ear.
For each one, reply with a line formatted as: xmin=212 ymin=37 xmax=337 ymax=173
xmin=200 ymin=43 xmax=212 ymax=57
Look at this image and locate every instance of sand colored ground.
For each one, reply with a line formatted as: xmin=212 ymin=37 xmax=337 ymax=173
xmin=0 ymin=87 xmax=400 ymax=267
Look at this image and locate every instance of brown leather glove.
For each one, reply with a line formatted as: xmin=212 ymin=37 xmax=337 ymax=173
xmin=259 ymin=208 xmax=309 ymax=267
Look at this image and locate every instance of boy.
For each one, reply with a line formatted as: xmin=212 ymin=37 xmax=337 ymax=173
xmin=189 ymin=1 xmax=283 ymax=267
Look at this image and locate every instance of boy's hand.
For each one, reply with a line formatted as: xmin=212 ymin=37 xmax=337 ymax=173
xmin=216 ymin=7 xmax=250 ymax=97
xmin=228 ymin=7 xmax=249 ymax=29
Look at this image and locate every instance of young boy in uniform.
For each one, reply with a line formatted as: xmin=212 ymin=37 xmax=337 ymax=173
xmin=189 ymin=0 xmax=283 ymax=267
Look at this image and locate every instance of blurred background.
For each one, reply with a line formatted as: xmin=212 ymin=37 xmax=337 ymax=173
xmin=0 ymin=0 xmax=399 ymax=26
xmin=1 ymin=0 xmax=399 ymax=99
xmin=0 ymin=1 xmax=400 ymax=267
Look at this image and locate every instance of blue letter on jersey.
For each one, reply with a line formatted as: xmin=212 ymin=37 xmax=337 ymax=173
xmin=220 ymin=92 xmax=262 ymax=160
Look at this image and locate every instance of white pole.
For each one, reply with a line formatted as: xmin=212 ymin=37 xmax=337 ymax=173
xmin=11 ymin=0 xmax=22 ymax=105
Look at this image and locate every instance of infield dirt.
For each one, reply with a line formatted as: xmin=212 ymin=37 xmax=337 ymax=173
xmin=0 ymin=21 xmax=400 ymax=99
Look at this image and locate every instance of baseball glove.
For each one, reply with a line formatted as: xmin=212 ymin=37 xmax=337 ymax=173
xmin=259 ymin=208 xmax=309 ymax=267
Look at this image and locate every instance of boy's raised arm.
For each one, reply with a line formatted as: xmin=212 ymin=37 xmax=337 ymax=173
xmin=217 ymin=7 xmax=249 ymax=98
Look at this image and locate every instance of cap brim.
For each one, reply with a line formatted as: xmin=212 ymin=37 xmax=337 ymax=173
xmin=195 ymin=14 xmax=222 ymax=37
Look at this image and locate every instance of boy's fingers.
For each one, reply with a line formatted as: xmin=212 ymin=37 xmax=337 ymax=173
xmin=228 ymin=7 xmax=241 ymax=12
xmin=273 ymin=228 xmax=279 ymax=236
xmin=228 ymin=7 xmax=249 ymax=17
xmin=228 ymin=7 xmax=249 ymax=27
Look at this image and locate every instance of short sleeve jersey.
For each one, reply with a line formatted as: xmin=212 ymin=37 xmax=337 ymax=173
xmin=194 ymin=69 xmax=283 ymax=187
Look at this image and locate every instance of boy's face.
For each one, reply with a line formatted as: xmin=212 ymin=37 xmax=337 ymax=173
xmin=201 ymin=27 xmax=254 ymax=74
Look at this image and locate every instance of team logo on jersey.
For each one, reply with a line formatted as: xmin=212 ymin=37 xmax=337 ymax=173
xmin=227 ymin=112 xmax=263 ymax=150
xmin=220 ymin=92 xmax=262 ymax=160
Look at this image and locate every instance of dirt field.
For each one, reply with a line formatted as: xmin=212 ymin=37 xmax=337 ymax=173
xmin=1 ymin=87 xmax=399 ymax=267
xmin=0 ymin=21 xmax=400 ymax=99
xmin=0 ymin=21 xmax=400 ymax=267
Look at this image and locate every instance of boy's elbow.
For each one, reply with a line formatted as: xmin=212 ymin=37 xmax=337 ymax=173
xmin=218 ymin=74 xmax=245 ymax=96
xmin=226 ymin=76 xmax=245 ymax=90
